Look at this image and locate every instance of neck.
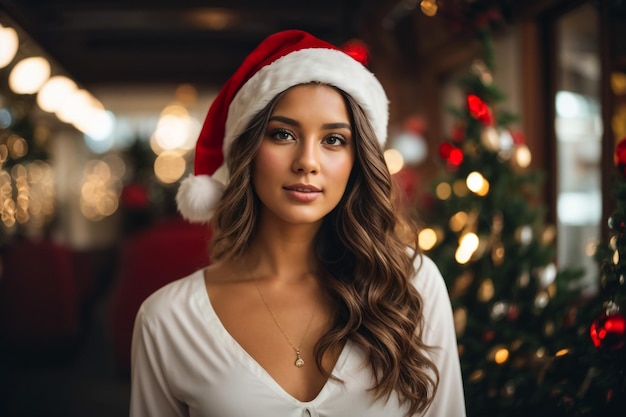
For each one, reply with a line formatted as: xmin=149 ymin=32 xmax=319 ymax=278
xmin=247 ymin=217 xmax=320 ymax=283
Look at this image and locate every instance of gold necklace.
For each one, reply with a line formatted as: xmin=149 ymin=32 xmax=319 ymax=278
xmin=252 ymin=277 xmax=315 ymax=368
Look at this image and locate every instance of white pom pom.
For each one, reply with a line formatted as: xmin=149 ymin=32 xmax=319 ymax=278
xmin=176 ymin=174 xmax=224 ymax=223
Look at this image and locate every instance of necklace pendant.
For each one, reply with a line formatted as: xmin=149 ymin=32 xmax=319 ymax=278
xmin=295 ymin=350 xmax=305 ymax=368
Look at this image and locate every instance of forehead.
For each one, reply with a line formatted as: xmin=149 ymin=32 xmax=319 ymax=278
xmin=272 ymin=84 xmax=350 ymax=118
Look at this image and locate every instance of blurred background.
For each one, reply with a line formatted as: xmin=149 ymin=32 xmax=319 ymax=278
xmin=0 ymin=0 xmax=625 ymax=416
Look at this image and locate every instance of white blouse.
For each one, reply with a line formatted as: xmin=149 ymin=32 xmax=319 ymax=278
xmin=130 ymin=255 xmax=466 ymax=417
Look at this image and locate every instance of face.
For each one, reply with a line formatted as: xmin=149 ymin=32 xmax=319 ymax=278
xmin=252 ymin=84 xmax=355 ymax=226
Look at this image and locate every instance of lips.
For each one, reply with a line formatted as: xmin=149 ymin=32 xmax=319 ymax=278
xmin=283 ymin=184 xmax=321 ymax=192
xmin=283 ymin=183 xmax=322 ymax=202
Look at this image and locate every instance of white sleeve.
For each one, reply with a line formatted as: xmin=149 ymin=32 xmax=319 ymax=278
xmin=413 ymin=255 xmax=466 ymax=417
xmin=130 ymin=308 xmax=187 ymax=417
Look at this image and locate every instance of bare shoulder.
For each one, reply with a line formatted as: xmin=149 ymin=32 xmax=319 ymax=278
xmin=203 ymin=261 xmax=243 ymax=284
xmin=203 ymin=260 xmax=256 ymax=318
xmin=203 ymin=262 xmax=228 ymax=284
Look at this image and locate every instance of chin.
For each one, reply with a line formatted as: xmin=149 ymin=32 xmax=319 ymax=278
xmin=270 ymin=207 xmax=331 ymax=226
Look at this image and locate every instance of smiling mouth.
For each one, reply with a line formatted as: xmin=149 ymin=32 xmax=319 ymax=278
xmin=283 ymin=185 xmax=321 ymax=192
xmin=283 ymin=185 xmax=322 ymax=202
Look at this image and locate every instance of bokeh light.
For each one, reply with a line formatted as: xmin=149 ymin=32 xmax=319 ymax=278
xmin=418 ymin=227 xmax=438 ymax=251
xmin=0 ymin=25 xmax=19 ymax=69
xmin=384 ymin=148 xmax=404 ymax=175
xmin=9 ymin=56 xmax=51 ymax=94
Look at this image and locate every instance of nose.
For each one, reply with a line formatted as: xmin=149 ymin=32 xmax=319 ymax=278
xmin=292 ymin=139 xmax=319 ymax=174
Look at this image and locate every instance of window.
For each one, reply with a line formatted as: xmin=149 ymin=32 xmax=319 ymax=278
xmin=553 ymin=2 xmax=602 ymax=292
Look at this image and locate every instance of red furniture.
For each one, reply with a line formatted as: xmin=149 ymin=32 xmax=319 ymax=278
xmin=107 ymin=216 xmax=212 ymax=375
xmin=0 ymin=239 xmax=81 ymax=359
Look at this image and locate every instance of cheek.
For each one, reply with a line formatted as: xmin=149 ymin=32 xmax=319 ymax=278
xmin=328 ymin=153 xmax=355 ymax=184
xmin=254 ymin=146 xmax=284 ymax=178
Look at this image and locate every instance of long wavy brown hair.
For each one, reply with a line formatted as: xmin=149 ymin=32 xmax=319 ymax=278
xmin=210 ymin=83 xmax=439 ymax=416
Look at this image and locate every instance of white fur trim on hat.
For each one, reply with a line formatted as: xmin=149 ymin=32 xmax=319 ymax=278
xmin=176 ymin=174 xmax=224 ymax=223
xmin=224 ymin=47 xmax=388 ymax=157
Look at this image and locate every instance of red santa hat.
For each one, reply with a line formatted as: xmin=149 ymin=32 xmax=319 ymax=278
xmin=176 ymin=29 xmax=389 ymax=223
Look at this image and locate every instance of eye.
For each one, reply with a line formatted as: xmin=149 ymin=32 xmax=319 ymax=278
xmin=323 ymin=134 xmax=347 ymax=146
xmin=268 ymin=128 xmax=295 ymax=141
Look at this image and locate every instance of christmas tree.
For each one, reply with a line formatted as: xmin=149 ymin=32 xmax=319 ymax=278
xmin=0 ymin=82 xmax=53 ymax=245
xmin=420 ymin=29 xmax=584 ymax=416
xmin=555 ymin=137 xmax=626 ymax=415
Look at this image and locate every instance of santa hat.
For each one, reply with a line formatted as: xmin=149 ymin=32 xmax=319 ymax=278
xmin=176 ymin=29 xmax=389 ymax=223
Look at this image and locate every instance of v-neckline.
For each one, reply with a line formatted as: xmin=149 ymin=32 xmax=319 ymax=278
xmin=195 ymin=271 xmax=352 ymax=406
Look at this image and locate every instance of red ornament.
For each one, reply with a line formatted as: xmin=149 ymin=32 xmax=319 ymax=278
xmin=467 ymin=94 xmax=493 ymax=125
xmin=121 ymin=182 xmax=150 ymax=210
xmin=590 ymin=311 xmax=626 ymax=350
xmin=482 ymin=330 xmax=495 ymax=342
xmin=613 ymin=137 xmax=626 ymax=174
xmin=403 ymin=115 xmax=426 ymax=135
xmin=438 ymin=142 xmax=463 ymax=168
xmin=563 ymin=307 xmax=578 ymax=328
xmin=342 ymin=39 xmax=369 ymax=66
xmin=511 ymin=130 xmax=526 ymax=145
xmin=438 ymin=142 xmax=454 ymax=159
xmin=448 ymin=148 xmax=464 ymax=167
xmin=507 ymin=304 xmax=520 ymax=322
xmin=451 ymin=124 xmax=466 ymax=142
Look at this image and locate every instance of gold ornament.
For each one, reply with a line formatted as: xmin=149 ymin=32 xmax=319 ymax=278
xmin=491 ymin=242 xmax=505 ymax=266
xmin=512 ymin=144 xmax=532 ymax=168
xmin=449 ymin=211 xmax=469 ymax=232
xmin=468 ymin=369 xmax=485 ymax=383
xmin=518 ymin=271 xmax=530 ymax=287
xmin=453 ymin=307 xmax=468 ymax=337
xmin=492 ymin=212 xmax=504 ymax=235
xmin=451 ymin=271 xmax=474 ymax=298
xmin=541 ymin=225 xmax=556 ymax=245
xmin=478 ymin=278 xmax=495 ymax=302
xmin=420 ymin=0 xmax=438 ymax=16
xmin=488 ymin=345 xmax=510 ymax=364
xmin=462 ymin=140 xmax=480 ymax=157
xmin=452 ymin=179 xmax=469 ymax=197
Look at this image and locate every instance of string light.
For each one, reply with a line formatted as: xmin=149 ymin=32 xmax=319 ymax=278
xmin=0 ymin=25 xmax=19 ymax=69
xmin=493 ymin=348 xmax=510 ymax=364
xmin=435 ymin=182 xmax=452 ymax=200
xmin=418 ymin=227 xmax=439 ymax=250
xmin=154 ymin=151 xmax=187 ymax=184
xmin=9 ymin=56 xmax=51 ymax=94
xmin=449 ymin=211 xmax=469 ymax=232
xmin=80 ymin=160 xmax=122 ymax=221
xmin=477 ymin=278 xmax=495 ymax=302
xmin=453 ymin=179 xmax=469 ymax=197
xmin=420 ymin=0 xmax=438 ymax=16
xmin=37 ymin=76 xmax=78 ymax=113
xmin=513 ymin=144 xmax=532 ymax=168
xmin=455 ymin=232 xmax=479 ymax=264
xmin=555 ymin=349 xmax=569 ymax=357
xmin=466 ymin=171 xmax=490 ymax=196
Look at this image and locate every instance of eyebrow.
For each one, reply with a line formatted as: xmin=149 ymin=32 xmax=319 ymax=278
xmin=269 ymin=116 xmax=352 ymax=131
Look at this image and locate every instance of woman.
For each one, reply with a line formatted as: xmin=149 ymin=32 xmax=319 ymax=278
xmin=130 ymin=30 xmax=465 ymax=417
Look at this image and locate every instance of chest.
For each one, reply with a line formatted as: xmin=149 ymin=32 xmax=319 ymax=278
xmin=208 ymin=281 xmax=339 ymax=403
xmin=165 ymin=334 xmax=409 ymax=417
